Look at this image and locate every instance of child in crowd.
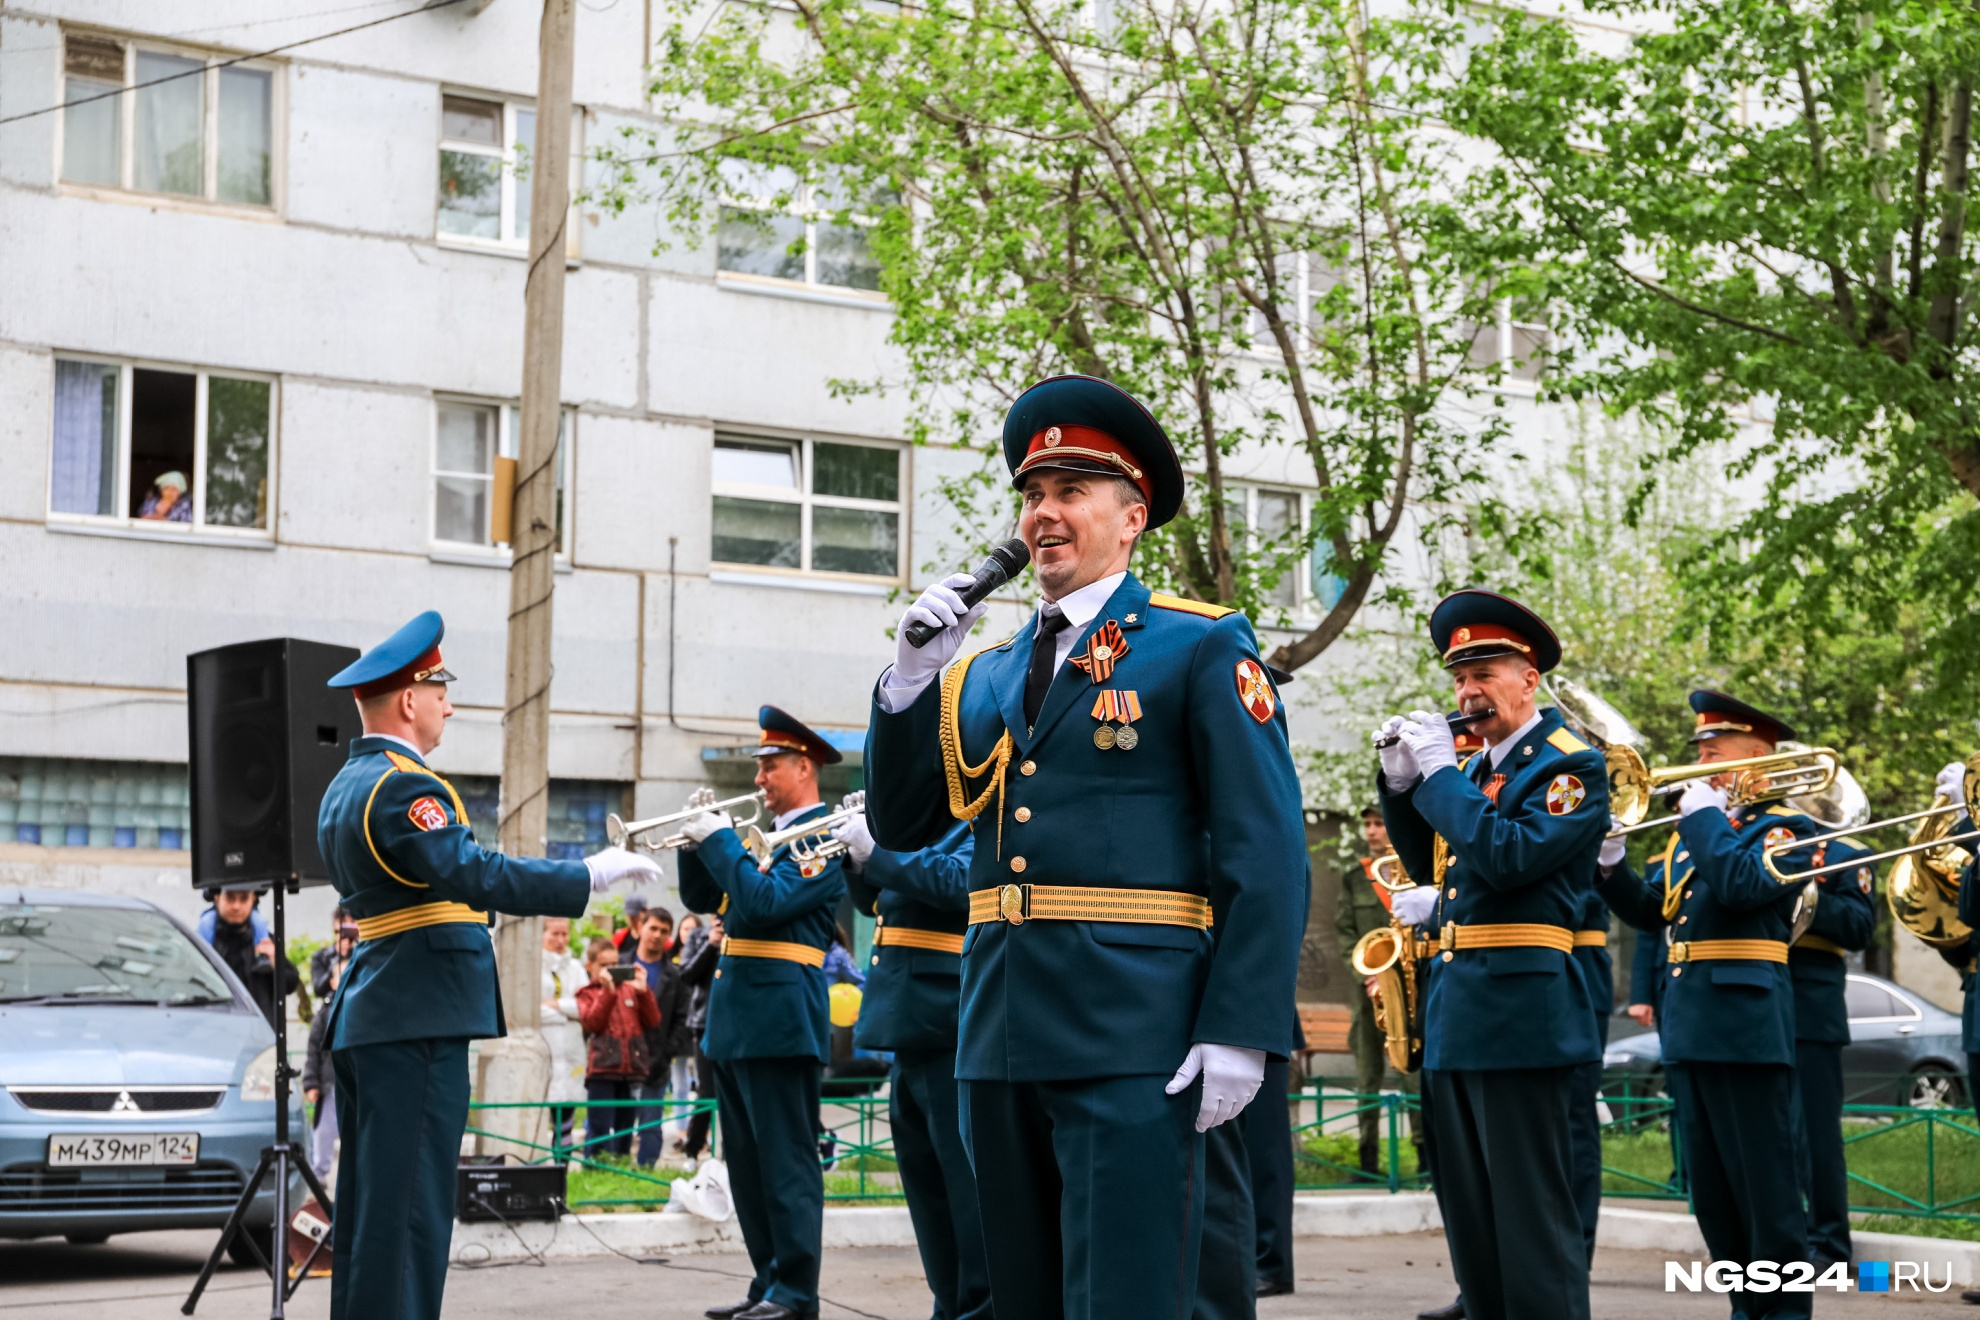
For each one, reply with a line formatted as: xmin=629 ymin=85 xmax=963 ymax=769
xmin=576 ymin=936 xmax=659 ymax=1159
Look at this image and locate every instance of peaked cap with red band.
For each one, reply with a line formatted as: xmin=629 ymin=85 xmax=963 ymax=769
xmin=1429 ymin=589 xmax=1562 ymax=673
xmin=1686 ymin=689 xmax=1797 ymax=746
xmin=1002 ymin=374 xmax=1185 ymax=530
xmin=326 ymin=609 xmax=457 ymax=700
xmin=753 ymin=705 xmax=844 ymax=765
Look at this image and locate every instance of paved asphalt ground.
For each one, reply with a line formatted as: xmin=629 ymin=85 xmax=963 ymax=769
xmin=0 ymin=1229 xmax=1967 ymax=1318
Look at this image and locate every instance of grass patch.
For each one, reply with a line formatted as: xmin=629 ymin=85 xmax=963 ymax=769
xmin=1856 ymin=1214 xmax=1980 ymax=1242
xmin=565 ymin=1154 xmax=683 ymax=1211
xmin=1600 ymin=1126 xmax=1683 ymax=1196
xmin=1843 ymin=1113 xmax=1980 ymax=1216
xmin=1296 ymin=1130 xmax=1423 ymax=1187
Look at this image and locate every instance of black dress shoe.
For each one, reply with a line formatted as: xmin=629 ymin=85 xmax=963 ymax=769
xmin=1417 ymin=1296 xmax=1465 ymax=1320
xmin=704 ymin=1301 xmax=759 ymax=1319
xmin=736 ymin=1304 xmax=811 ymax=1320
xmin=1256 ymin=1277 xmax=1295 ymax=1297
xmin=1960 ymin=1288 xmax=1980 ymax=1305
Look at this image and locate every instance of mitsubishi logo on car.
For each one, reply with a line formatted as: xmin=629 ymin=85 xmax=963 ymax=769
xmin=110 ymin=1091 xmax=141 ymax=1114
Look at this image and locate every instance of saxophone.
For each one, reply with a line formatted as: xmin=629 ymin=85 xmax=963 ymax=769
xmin=1351 ymin=850 xmax=1426 ymax=1074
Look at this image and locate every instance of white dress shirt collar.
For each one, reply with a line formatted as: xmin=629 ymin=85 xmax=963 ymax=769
xmin=773 ymin=801 xmax=826 ymax=832
xmin=369 ymin=733 xmax=425 ymax=762
xmin=1040 ymin=570 xmax=1128 ymax=670
xmin=1483 ymin=709 xmax=1547 ymax=770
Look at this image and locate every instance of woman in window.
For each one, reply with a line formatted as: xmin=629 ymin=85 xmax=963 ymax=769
xmin=138 ymin=470 xmax=192 ymax=522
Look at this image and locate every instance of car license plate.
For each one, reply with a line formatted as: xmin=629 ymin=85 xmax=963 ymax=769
xmin=46 ymin=1132 xmax=200 ymax=1167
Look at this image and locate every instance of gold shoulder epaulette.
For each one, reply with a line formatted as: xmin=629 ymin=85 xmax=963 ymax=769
xmin=1766 ymin=805 xmax=1799 ymax=818
xmin=1148 ymin=593 xmax=1236 ymax=620
xmin=384 ymin=750 xmax=428 ymax=774
xmin=1547 ymin=727 xmax=1591 ymax=755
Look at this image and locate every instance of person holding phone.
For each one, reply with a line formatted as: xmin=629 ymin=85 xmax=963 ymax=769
xmin=577 ymin=937 xmax=661 ymax=1158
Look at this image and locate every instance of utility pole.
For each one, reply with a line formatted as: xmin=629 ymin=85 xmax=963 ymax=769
xmin=479 ymin=0 xmax=577 ymax=1161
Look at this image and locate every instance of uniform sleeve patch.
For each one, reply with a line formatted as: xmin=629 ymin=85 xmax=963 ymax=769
xmin=799 ymin=856 xmax=827 ymax=879
xmin=1858 ymin=867 xmax=1874 ymax=894
xmin=1544 ymin=774 xmax=1587 ymax=815
xmin=1764 ymin=826 xmax=1796 ymax=850
xmin=1234 ymin=659 xmax=1277 ymax=723
xmin=407 ymin=796 xmax=449 ymax=832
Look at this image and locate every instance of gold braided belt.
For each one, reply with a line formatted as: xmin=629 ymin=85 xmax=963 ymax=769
xmin=722 ymin=937 xmax=827 ymax=967
xmin=875 ymin=926 xmax=967 ymax=954
xmin=969 ymin=883 xmax=1211 ymax=930
xmin=355 ymin=901 xmax=488 ymax=942
xmin=1792 ymin=934 xmax=1846 ymax=957
xmin=1437 ymin=923 xmax=1575 ymax=955
xmin=1572 ymin=930 xmax=1609 ymax=948
xmin=1668 ymin=939 xmax=1789 ymax=965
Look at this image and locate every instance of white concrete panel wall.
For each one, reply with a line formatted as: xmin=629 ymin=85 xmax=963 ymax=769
xmin=287 ymin=63 xmax=438 ymax=241
xmin=0 ymin=343 xmax=54 ymax=523
xmin=276 ymin=379 xmax=433 ymax=554
xmin=0 ymin=15 xmax=60 ymax=188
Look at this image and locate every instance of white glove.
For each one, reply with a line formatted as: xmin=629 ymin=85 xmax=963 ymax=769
xmin=832 ymin=813 xmax=876 ymax=869
xmin=678 ymin=812 xmax=733 ymax=846
xmin=889 ymin=574 xmax=987 ymax=692
xmin=1937 ymin=760 xmax=1968 ymax=805
xmin=1399 ymin=710 xmax=1459 ymax=778
xmin=1677 ymin=780 xmax=1727 ymax=818
xmin=584 ymin=846 xmax=662 ymax=893
xmin=1374 ymin=717 xmax=1420 ymax=791
xmin=1390 ymin=885 xmax=1439 ymax=926
xmin=1598 ymin=822 xmax=1627 ymax=870
xmin=1164 ymin=1042 xmax=1268 ymax=1132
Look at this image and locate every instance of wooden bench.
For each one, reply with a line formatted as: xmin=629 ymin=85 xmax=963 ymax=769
xmin=1299 ymin=1003 xmax=1354 ymax=1055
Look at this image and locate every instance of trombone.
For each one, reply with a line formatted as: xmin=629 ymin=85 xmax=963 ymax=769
xmin=607 ymin=788 xmax=768 ymax=853
xmin=1760 ymin=761 xmax=1980 ymax=888
xmin=742 ymin=792 xmax=866 ymax=867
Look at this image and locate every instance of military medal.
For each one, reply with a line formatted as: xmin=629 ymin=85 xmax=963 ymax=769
xmin=1071 ymin=620 xmax=1130 ymax=684
xmin=1089 ymin=689 xmax=1141 ymax=750
xmin=1115 ymin=725 xmax=1139 ymax=750
xmin=1093 ymin=725 xmax=1118 ymax=750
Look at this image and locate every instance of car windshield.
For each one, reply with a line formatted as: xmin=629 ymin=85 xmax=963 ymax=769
xmin=0 ymin=905 xmax=235 ymax=1005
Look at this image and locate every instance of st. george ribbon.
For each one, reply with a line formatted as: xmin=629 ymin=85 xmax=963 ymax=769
xmin=903 ymin=538 xmax=1032 ymax=649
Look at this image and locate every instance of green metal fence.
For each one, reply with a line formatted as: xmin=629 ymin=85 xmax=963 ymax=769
xmin=465 ymin=1076 xmax=1980 ymax=1223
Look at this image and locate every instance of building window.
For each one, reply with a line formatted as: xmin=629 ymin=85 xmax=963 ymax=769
xmin=717 ymin=162 xmax=888 ymax=293
xmin=1227 ymin=485 xmax=1348 ymax=618
xmin=0 ymin=757 xmax=191 ymax=850
xmin=49 ymin=357 xmax=275 ymax=536
xmin=60 ymin=30 xmax=277 ymax=209
xmin=711 ymin=434 xmax=903 ymax=580
xmin=1250 ymin=250 xmax=1348 ymax=346
xmin=432 ymin=399 xmax=571 ymax=553
xmin=437 ymin=94 xmax=544 ymax=247
xmin=1459 ymin=289 xmax=1549 ymax=384
xmin=449 ymin=777 xmax=631 ymax=861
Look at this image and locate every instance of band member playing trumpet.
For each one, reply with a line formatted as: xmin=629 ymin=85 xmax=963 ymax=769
xmin=677 ymin=706 xmax=850 ymax=1320
xmin=864 ymin=375 xmax=1308 ymax=1320
xmin=1375 ymin=590 xmax=1608 ymax=1320
xmin=1595 ymin=691 xmax=1824 ymax=1320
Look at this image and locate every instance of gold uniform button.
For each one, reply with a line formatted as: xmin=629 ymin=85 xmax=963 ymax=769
xmin=714 ymin=970 xmax=722 ymax=979
xmin=1440 ymin=951 xmax=1453 ymax=963
xmin=1015 ymin=806 xmax=1032 ymax=823
xmin=1447 ymin=888 xmax=1457 ymax=900
xmin=1670 ymin=967 xmax=1682 ymax=977
xmin=871 ymin=956 xmax=880 ymax=968
xmin=1011 ymin=856 xmax=1028 ymax=873
xmin=1020 ymin=760 xmax=1037 ymax=776
xmin=1677 ymin=915 xmax=1688 ymax=925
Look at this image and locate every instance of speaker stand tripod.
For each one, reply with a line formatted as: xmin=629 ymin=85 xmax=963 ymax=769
xmin=182 ymin=878 xmax=336 ymax=1317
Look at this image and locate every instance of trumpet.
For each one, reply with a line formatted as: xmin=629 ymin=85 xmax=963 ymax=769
xmin=607 ymin=789 xmax=767 ymax=852
xmin=742 ymin=792 xmax=866 ymax=867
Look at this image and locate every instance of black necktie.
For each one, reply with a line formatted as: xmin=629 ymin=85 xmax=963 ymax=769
xmin=1024 ymin=607 xmax=1071 ymax=730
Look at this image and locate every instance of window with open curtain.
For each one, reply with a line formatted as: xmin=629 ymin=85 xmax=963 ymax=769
xmin=50 ymin=360 xmax=119 ymax=517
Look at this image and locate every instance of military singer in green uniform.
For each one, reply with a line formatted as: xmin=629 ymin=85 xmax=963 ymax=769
xmin=1376 ymin=591 xmax=1609 ymax=1320
xmin=318 ymin=611 xmax=660 ymax=1320
xmin=676 ymin=707 xmax=849 ymax=1320
xmin=865 ymin=375 xmax=1309 ymax=1320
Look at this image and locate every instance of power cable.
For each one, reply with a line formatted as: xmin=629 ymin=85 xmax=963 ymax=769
xmin=0 ymin=0 xmax=472 ymax=128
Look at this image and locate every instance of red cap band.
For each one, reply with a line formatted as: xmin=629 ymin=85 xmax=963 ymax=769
xmin=1442 ymin=623 xmax=1532 ymax=663
xmin=1015 ymin=424 xmax=1153 ymax=500
xmin=352 ymin=645 xmax=446 ymax=701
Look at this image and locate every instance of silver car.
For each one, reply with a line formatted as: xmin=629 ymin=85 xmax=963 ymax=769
xmin=0 ymin=888 xmax=304 ymax=1255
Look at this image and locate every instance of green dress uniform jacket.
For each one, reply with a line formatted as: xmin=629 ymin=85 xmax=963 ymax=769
xmin=676 ymin=803 xmax=846 ymax=1063
xmin=316 ymin=737 xmax=590 ymax=1320
xmin=846 ymin=822 xmax=973 ymax=1053
xmin=1377 ymin=710 xmax=1610 ymax=1071
xmin=318 ymin=737 xmax=591 ymax=1049
xmin=864 ymin=573 xmax=1308 ymax=1079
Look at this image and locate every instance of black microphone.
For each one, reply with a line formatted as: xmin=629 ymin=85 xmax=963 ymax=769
xmin=903 ymin=538 xmax=1031 ymax=648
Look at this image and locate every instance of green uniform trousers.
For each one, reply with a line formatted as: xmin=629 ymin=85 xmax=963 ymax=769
xmin=1238 ymin=1057 xmax=1294 ymax=1292
xmin=329 ymin=1036 xmax=470 ymax=1320
xmin=1192 ymin=1120 xmax=1257 ymax=1320
xmin=961 ymin=1074 xmax=1204 ymax=1320
xmin=891 ymin=1049 xmax=993 ymax=1320
xmin=1670 ymin=1062 xmax=1813 ymax=1319
xmin=1567 ymin=1058 xmax=1604 ymax=1266
xmin=1790 ymin=1040 xmax=1850 ymax=1265
xmin=1423 ymin=1067 xmax=1590 ymax=1320
xmin=1349 ymin=997 xmax=1421 ymax=1152
xmin=711 ymin=1057 xmax=825 ymax=1314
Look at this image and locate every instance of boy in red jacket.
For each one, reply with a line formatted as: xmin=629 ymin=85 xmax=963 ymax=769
xmin=577 ymin=937 xmax=659 ymax=1158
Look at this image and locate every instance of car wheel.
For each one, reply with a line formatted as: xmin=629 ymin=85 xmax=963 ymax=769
xmin=64 ymin=1232 xmax=108 ymax=1245
xmin=1905 ymin=1066 xmax=1967 ymax=1110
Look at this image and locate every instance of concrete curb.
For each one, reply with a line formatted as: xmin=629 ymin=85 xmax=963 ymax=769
xmin=451 ymin=1195 xmax=1980 ymax=1285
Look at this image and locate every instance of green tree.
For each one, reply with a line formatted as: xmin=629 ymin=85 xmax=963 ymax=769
xmin=1436 ymin=0 xmax=1980 ymax=727
xmin=597 ymin=0 xmax=1526 ymax=668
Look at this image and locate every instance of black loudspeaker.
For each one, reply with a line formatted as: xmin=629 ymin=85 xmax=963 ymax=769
xmin=187 ymin=638 xmax=362 ymax=888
